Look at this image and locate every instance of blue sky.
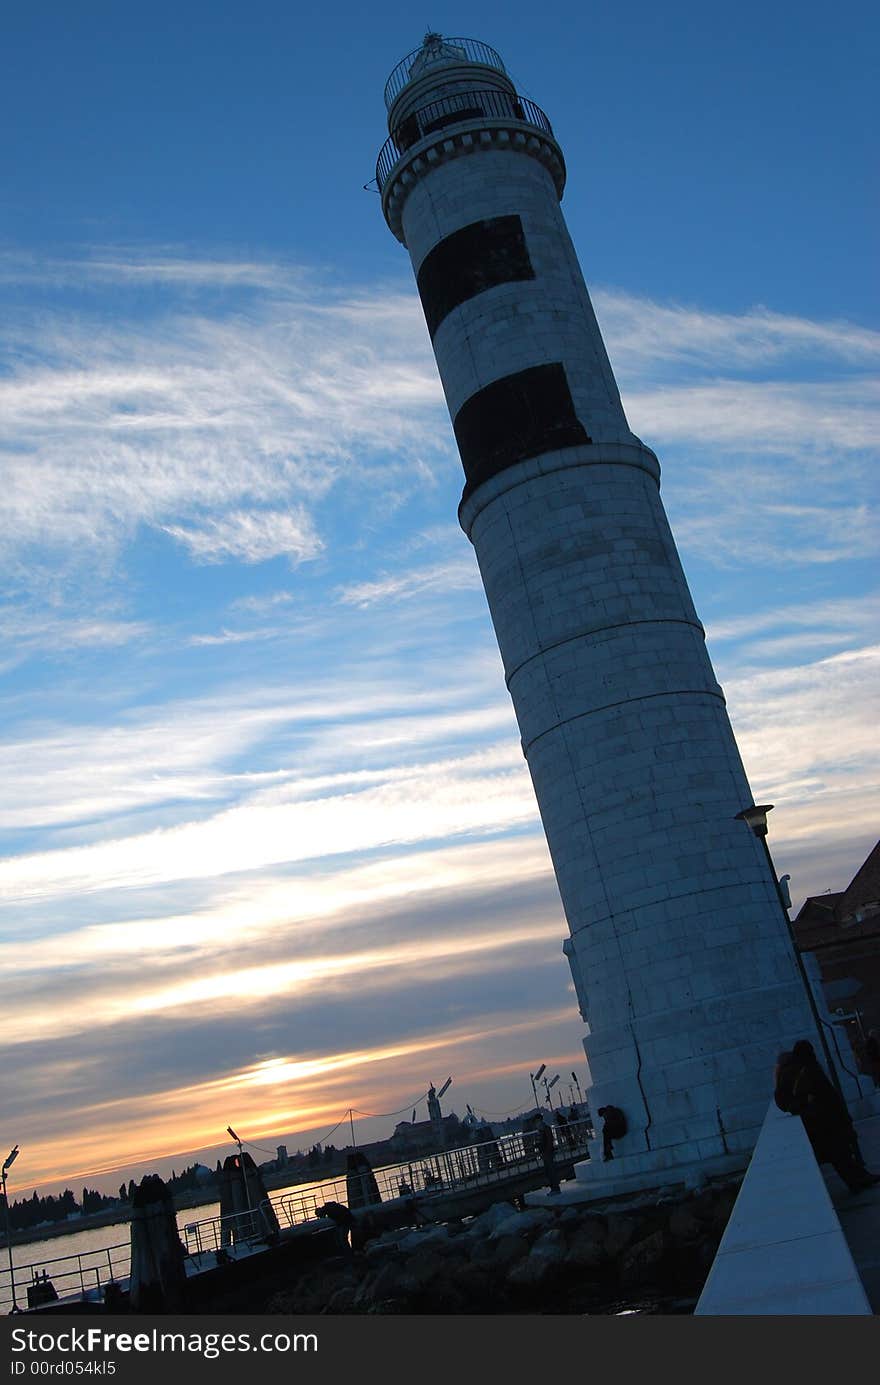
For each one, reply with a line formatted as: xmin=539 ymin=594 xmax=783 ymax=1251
xmin=1 ymin=0 xmax=877 ymax=1195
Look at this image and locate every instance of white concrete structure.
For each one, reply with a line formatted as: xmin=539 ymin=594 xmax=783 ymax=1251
xmin=695 ymin=1103 xmax=871 ymax=1314
xmin=377 ymin=35 xmax=821 ymax=1192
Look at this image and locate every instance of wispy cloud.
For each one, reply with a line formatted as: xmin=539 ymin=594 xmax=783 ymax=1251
xmin=706 ymin=594 xmax=880 ymax=645
xmin=338 ymin=556 xmax=479 ymax=607
xmin=0 ymin=257 xmax=446 ymax=590
xmin=627 ymin=378 xmax=878 ymax=456
xmin=229 ymin=590 xmax=295 ymax=613
xmin=163 ymin=508 xmax=323 ymax=564
xmin=0 ymin=741 xmax=537 ymax=901
xmin=596 ymin=290 xmax=880 ymax=374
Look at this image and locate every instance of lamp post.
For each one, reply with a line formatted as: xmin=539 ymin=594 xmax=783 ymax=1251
xmin=542 ymin=1074 xmax=560 ymax=1109
xmin=735 ymin=804 xmax=842 ymax=1096
xmin=2 ymin=1145 xmax=19 ymax=1312
xmin=529 ymin=1064 xmax=545 ymax=1113
xmin=226 ymin=1126 xmax=253 ymax=1226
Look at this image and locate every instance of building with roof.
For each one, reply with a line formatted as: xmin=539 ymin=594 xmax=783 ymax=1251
xmin=793 ymin=840 xmax=880 ymax=1075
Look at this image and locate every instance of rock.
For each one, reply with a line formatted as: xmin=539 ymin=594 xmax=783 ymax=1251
xmin=463 ymin=1201 xmax=517 ymax=1238
xmin=365 ymin=1237 xmax=398 ymax=1259
xmin=322 ymin=1285 xmax=357 ymax=1313
xmin=419 ymin=1280 xmax=468 ymax=1313
xmin=450 ymin=1263 xmax=495 ymax=1308
xmin=484 ymin=1233 xmax=530 ymax=1270
xmin=709 ymin=1188 xmax=739 ymax=1230
xmin=532 ymin=1228 xmax=566 ymax=1255
xmin=507 ymin=1243 xmax=565 ymax=1288
xmin=396 ymin=1224 xmax=450 ymax=1254
xmin=354 ymin=1260 xmax=405 ymax=1309
xmin=565 ymin=1223 xmax=606 ymax=1269
xmin=401 ymin=1249 xmax=446 ymax=1292
xmin=572 ymin=1211 xmax=607 ymax=1238
xmin=668 ymin=1205 xmax=703 ymax=1243
xmin=489 ymin=1207 xmax=554 ymax=1241
xmin=603 ymin=1212 xmax=641 ymax=1258
xmin=617 ymin=1229 xmax=669 ymax=1289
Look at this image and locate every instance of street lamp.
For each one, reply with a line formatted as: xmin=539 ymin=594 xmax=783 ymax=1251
xmin=226 ymin=1126 xmax=253 ymax=1223
xmin=542 ymin=1074 xmax=560 ymax=1108
xmin=2 ymin=1145 xmax=19 ymax=1312
xmin=735 ymin=804 xmax=842 ymax=1096
xmin=529 ymin=1065 xmax=546 ymax=1112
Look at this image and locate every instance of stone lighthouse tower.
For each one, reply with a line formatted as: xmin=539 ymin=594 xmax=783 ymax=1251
xmin=377 ymin=35 xmax=822 ymax=1192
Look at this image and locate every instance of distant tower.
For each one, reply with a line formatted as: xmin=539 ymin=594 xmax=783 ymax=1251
xmin=377 ymin=35 xmax=822 ymax=1192
xmin=426 ymin=1084 xmax=442 ymax=1124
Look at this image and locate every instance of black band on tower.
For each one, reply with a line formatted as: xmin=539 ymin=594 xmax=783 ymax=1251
xmin=454 ymin=363 xmax=591 ymax=499
xmin=416 ymin=215 xmax=535 ymax=338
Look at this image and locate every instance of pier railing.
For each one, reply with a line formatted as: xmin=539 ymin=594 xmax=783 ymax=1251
xmin=181 ymin=1204 xmax=278 ymax=1261
xmin=175 ymin=1120 xmax=593 ymax=1253
xmin=0 ymin=1238 xmax=129 ymax=1314
xmin=274 ymin=1117 xmax=593 ymax=1228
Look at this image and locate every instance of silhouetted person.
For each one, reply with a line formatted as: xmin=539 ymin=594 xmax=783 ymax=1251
xmin=316 ymin=1200 xmax=357 ymax=1252
xmin=597 ymin=1105 xmax=627 ymax=1162
xmin=555 ymin=1109 xmax=575 ymax=1149
xmin=773 ymin=1049 xmax=796 ymax=1112
xmin=535 ymin=1117 xmax=560 ymax=1194
xmin=775 ymin=1039 xmax=878 ymax=1192
xmin=345 ymin=1152 xmax=381 ymax=1209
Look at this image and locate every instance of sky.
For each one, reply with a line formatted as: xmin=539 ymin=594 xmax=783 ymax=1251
xmin=1 ymin=0 xmax=877 ymax=1198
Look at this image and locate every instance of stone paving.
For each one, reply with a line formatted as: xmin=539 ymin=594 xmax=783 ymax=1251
xmin=827 ymin=1109 xmax=880 ymax=1310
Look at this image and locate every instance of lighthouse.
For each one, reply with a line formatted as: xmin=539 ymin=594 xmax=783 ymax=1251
xmin=377 ymin=35 xmax=822 ymax=1192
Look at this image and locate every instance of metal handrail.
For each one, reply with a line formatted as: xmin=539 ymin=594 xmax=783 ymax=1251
xmin=384 ymin=37 xmax=506 ymax=108
xmin=377 ymin=88 xmax=554 ymax=192
xmin=0 ymin=1238 xmax=129 ymax=1313
xmin=181 ymin=1203 xmax=275 ymax=1260
xmin=273 ymin=1119 xmax=593 ymax=1229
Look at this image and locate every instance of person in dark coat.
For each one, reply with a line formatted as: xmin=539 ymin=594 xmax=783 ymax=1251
xmin=597 ymin=1105 xmax=627 ymax=1161
xmin=536 ymin=1117 xmax=560 ymax=1194
xmin=775 ymin=1040 xmax=878 ymax=1192
xmin=555 ymin=1109 xmax=575 ymax=1149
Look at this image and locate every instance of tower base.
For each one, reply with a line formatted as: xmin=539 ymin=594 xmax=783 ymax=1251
xmin=526 ymin=1147 xmax=750 ymax=1209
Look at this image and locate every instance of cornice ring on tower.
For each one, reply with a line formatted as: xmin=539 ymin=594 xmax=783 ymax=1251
xmin=378 ymin=111 xmax=565 ymax=242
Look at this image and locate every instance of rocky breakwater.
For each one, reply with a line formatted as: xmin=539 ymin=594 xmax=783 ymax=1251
xmin=266 ymin=1181 xmax=741 ymax=1315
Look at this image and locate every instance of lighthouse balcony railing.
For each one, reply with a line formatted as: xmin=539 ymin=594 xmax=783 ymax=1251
xmin=377 ymin=89 xmax=554 ymax=192
xmin=384 ymin=38 xmax=507 ymax=107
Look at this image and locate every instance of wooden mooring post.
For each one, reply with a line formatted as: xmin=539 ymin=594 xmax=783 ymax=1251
xmin=129 ymin=1174 xmax=186 ymax=1312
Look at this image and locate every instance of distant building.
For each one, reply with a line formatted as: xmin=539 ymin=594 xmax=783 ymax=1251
xmin=388 ymin=1114 xmax=463 ymax=1156
xmin=276 ymin=1146 xmax=288 ymax=1168
xmin=793 ymin=839 xmax=880 ymax=1072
